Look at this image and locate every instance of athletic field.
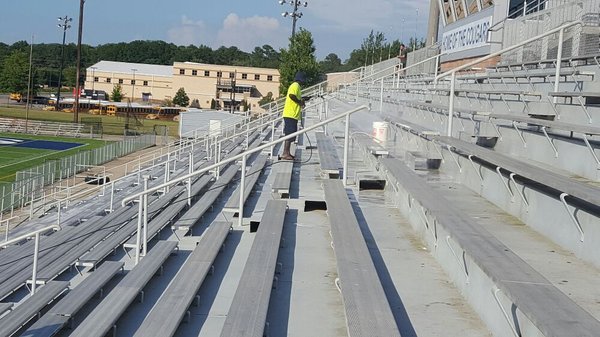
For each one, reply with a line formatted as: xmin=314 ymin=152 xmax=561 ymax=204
xmin=0 ymin=133 xmax=108 ymax=183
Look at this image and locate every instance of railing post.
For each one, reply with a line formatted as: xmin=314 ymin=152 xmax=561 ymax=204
xmin=447 ymin=71 xmax=457 ymax=137
xmin=270 ymin=119 xmax=275 ymax=156
xmin=142 ymin=175 xmax=149 ymax=257
xmin=109 ymin=181 xmax=114 ymax=212
xmin=343 ymin=114 xmax=350 ymax=187
xmin=135 ymin=185 xmax=143 ymax=265
xmin=553 ymin=27 xmax=565 ymax=104
xmin=434 ymin=54 xmax=440 ymax=79
xmin=57 ymin=199 xmax=62 ymax=226
xmin=188 ymin=152 xmax=193 ymax=206
xmin=31 ymin=232 xmax=40 ymax=294
xmin=238 ymin=154 xmax=246 ymax=227
xmin=379 ymin=78 xmax=384 ymax=114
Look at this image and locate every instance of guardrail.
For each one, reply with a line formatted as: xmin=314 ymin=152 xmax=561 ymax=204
xmin=121 ymin=104 xmax=367 ymax=265
xmin=434 ymin=20 xmax=582 ymax=137
xmin=2 ymin=225 xmax=61 ymax=295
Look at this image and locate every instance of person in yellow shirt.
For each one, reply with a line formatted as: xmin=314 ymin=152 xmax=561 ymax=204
xmin=281 ymin=71 xmax=306 ymax=160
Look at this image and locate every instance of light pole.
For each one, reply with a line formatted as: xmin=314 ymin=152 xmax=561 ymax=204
xmin=56 ymin=15 xmax=72 ymax=110
xmin=414 ymin=8 xmax=419 ymax=51
xmin=280 ymin=0 xmax=308 ymax=37
xmin=131 ymin=68 xmax=137 ymax=102
xmin=74 ymin=0 xmax=86 ymax=123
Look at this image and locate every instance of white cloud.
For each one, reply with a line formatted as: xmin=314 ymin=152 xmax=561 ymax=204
xmin=168 ymin=15 xmax=211 ymax=46
xmin=306 ymin=0 xmax=427 ymax=35
xmin=216 ymin=13 xmax=287 ymax=51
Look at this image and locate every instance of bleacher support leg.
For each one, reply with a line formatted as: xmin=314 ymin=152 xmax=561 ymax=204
xmin=31 ymin=232 xmax=40 ymax=294
xmin=143 ymin=176 xmax=149 ymax=257
xmin=238 ymin=154 xmax=247 ymax=227
xmin=343 ymin=114 xmax=350 ymax=186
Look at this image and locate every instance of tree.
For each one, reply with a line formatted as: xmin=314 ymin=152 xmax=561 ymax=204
xmin=278 ymin=28 xmax=321 ymax=95
xmin=257 ymin=91 xmax=275 ymax=107
xmin=189 ymin=98 xmax=200 ymax=108
xmin=319 ymin=53 xmax=344 ymax=73
xmin=0 ymin=50 xmax=30 ymax=94
xmin=111 ymin=84 xmax=124 ymax=102
xmin=345 ymin=30 xmax=387 ymax=70
xmin=173 ymin=87 xmax=190 ymax=107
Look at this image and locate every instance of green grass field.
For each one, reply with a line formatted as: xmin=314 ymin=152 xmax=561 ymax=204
xmin=0 ymin=106 xmax=179 ymax=136
xmin=0 ymin=132 xmax=109 ymax=183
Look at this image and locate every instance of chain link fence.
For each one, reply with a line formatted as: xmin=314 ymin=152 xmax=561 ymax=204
xmin=501 ymin=0 xmax=600 ymax=65
xmin=0 ymin=134 xmax=156 ymax=215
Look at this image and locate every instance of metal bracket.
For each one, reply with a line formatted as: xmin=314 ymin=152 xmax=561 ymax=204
xmin=492 ymin=287 xmax=522 ymax=337
xmin=418 ymin=206 xmax=438 ymax=247
xmin=489 ymin=118 xmax=503 ymax=140
xmin=559 ymin=193 xmax=584 ymax=242
xmin=540 ymin=126 xmax=558 ymax=158
xmin=468 ymin=155 xmax=484 ymax=184
xmin=575 ymin=96 xmax=593 ymax=124
xmin=496 ymin=167 xmax=515 ymax=201
xmin=447 ymin=146 xmax=462 ymax=172
xmin=446 ymin=235 xmax=469 ymax=283
xmin=582 ymin=134 xmax=600 ymax=169
xmin=509 ymin=173 xmax=529 ymax=207
xmin=511 ymin=121 xmax=527 ymax=148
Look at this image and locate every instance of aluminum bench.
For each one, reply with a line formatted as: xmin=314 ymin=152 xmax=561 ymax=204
xmin=433 ymin=136 xmax=600 ymax=208
xmin=172 ymin=164 xmax=240 ymax=233
xmin=352 ymin=133 xmax=389 ymax=156
xmin=0 ymin=281 xmax=69 ymax=337
xmin=69 ymin=240 xmax=178 ymax=337
xmin=21 ymin=261 xmax=124 ymax=337
xmin=0 ymin=302 xmax=12 ymax=316
xmin=379 ymin=157 xmax=600 ymax=337
xmin=133 ymin=221 xmax=232 ymax=337
xmin=322 ymin=180 xmax=401 ymax=337
xmin=271 ymin=144 xmax=296 ymax=198
xmin=315 ymin=131 xmax=343 ymax=178
xmin=223 ymin=155 xmax=268 ymax=213
xmin=220 ymin=200 xmax=287 ymax=337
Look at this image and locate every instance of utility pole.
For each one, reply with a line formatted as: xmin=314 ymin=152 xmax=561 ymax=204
xmin=56 ymin=16 xmax=71 ymax=111
xmin=73 ymin=0 xmax=85 ymax=123
xmin=25 ymin=35 xmax=33 ymax=134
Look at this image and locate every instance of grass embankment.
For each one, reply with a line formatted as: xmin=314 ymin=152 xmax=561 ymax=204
xmin=0 ymin=132 xmax=110 ymax=182
xmin=0 ymin=106 xmax=179 ymax=137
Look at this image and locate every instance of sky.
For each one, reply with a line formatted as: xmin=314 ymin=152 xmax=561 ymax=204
xmin=0 ymin=0 xmax=430 ymax=61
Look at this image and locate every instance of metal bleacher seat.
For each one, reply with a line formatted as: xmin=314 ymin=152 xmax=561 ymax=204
xmin=378 ymin=157 xmax=600 ymax=336
xmin=21 ymin=261 xmax=124 ymax=337
xmin=271 ymin=144 xmax=296 ymax=198
xmin=322 ymin=180 xmax=401 ymax=337
xmin=172 ymin=164 xmax=240 ymax=234
xmin=133 ymin=221 xmax=232 ymax=337
xmin=223 ymin=154 xmax=268 ymax=213
xmin=70 ymin=240 xmax=178 ymax=337
xmin=220 ymin=200 xmax=287 ymax=337
xmin=432 ymin=135 xmax=600 ymax=208
xmin=352 ymin=133 xmax=389 ymax=156
xmin=315 ymin=131 xmax=343 ymax=178
xmin=0 ymin=302 xmax=12 ymax=317
xmin=0 ymin=281 xmax=69 ymax=337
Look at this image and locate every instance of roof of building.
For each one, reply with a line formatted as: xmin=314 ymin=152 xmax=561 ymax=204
xmin=176 ymin=61 xmax=279 ymax=74
xmin=89 ymin=61 xmax=173 ymax=77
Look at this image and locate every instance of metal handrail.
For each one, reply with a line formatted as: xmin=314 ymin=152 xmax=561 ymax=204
xmin=2 ymin=224 xmax=61 ymax=295
xmin=121 ymin=104 xmax=366 ymax=264
xmin=434 ymin=20 xmax=582 ymax=137
xmin=122 ymin=105 xmax=366 ymax=207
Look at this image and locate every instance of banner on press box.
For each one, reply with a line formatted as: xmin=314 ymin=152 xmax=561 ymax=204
xmin=442 ymin=16 xmax=492 ymax=53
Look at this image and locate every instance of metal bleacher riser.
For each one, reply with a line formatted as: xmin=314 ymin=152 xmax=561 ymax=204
xmin=379 ymin=158 xmax=600 ymax=337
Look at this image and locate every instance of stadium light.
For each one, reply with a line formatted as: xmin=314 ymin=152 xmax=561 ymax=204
xmin=56 ymin=15 xmax=72 ymax=111
xmin=279 ymin=0 xmax=308 ymax=37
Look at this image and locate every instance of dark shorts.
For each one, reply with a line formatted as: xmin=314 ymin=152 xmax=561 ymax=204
xmin=283 ymin=117 xmax=298 ymax=142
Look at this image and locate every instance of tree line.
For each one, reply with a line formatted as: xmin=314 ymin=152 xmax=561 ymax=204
xmin=0 ymin=31 xmax=424 ymax=96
